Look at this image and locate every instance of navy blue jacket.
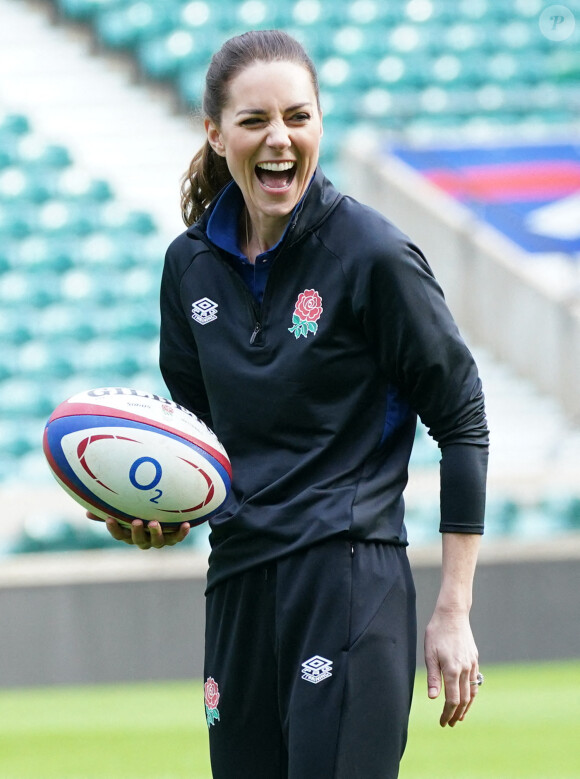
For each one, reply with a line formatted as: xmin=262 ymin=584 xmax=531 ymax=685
xmin=160 ymin=169 xmax=489 ymax=589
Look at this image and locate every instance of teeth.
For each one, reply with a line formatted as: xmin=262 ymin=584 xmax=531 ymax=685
xmin=257 ymin=161 xmax=295 ymax=172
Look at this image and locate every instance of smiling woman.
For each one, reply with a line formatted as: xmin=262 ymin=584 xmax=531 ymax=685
xmin=203 ymin=58 xmax=323 ymax=258
xmin=99 ymin=28 xmax=489 ymax=779
xmin=180 ymin=30 xmax=322 ymax=234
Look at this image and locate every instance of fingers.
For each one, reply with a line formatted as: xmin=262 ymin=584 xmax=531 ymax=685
xmin=104 ymin=517 xmax=134 ymax=544
xmin=425 ymin=654 xmax=442 ymax=701
xmin=459 ymin=662 xmax=480 ymax=722
xmin=424 ymin=612 xmax=481 ymax=728
xmin=103 ymin=517 xmax=190 ymax=549
xmin=439 ymin=661 xmax=480 ymax=727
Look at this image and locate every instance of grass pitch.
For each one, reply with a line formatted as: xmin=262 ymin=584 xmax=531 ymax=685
xmin=0 ymin=660 xmax=578 ymax=778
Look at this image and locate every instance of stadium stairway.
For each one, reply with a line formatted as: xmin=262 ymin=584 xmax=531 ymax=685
xmin=0 ymin=0 xmax=201 ymax=238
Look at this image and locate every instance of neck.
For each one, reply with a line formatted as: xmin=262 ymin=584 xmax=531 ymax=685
xmin=242 ymin=208 xmax=289 ymax=265
xmin=243 ymin=210 xmax=265 ymax=265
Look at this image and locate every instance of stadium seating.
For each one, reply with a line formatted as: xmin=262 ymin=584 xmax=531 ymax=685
xmin=1 ymin=0 xmax=579 ymax=553
xmin=0 ymin=106 xmax=167 ymax=494
xmin=46 ymin=0 xmax=579 ymax=166
xmin=48 ymin=0 xmax=580 ymax=181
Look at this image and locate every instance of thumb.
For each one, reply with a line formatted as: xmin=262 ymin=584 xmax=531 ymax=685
xmin=425 ymin=656 xmax=442 ymax=699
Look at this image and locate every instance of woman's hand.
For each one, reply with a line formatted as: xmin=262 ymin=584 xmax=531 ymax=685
xmin=87 ymin=513 xmax=191 ymax=550
xmin=424 ymin=607 xmax=480 ymax=727
xmin=426 ymin=532 xmax=482 ymax=727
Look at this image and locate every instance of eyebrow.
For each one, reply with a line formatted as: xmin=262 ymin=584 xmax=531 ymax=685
xmin=235 ymin=102 xmax=313 ymax=117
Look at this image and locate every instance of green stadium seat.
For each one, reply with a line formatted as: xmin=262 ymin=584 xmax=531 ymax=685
xmin=55 ymin=0 xmax=122 ymax=21
xmin=112 ymin=303 xmax=160 ymax=340
xmin=38 ymin=199 xmax=100 ymax=237
xmin=233 ymin=0 xmax=283 ymax=29
xmin=0 ymin=305 xmax=33 ymax=346
xmin=96 ymin=1 xmax=177 ymax=49
xmin=99 ymin=203 xmax=157 ymax=234
xmin=137 ymin=29 xmax=209 ymax=78
xmin=551 ymin=49 xmax=580 ymax=83
xmin=0 ymin=345 xmax=16 ymax=382
xmin=0 ymin=420 xmax=41 ymax=460
xmin=15 ymin=235 xmax=76 ymax=273
xmin=176 ymin=65 xmax=208 ymax=105
xmin=345 ymin=0 xmax=405 ymax=26
xmin=0 ymin=377 xmax=54 ymax=419
xmin=0 ymin=167 xmax=47 ymax=204
xmin=56 ymin=169 xmax=114 ymax=203
xmin=289 ymin=0 xmax=346 ymax=28
xmin=482 ymin=496 xmax=519 ymax=538
xmin=0 ymin=203 xmax=33 ymax=239
xmin=31 ymin=303 xmax=97 ymax=342
xmin=540 ymin=493 xmax=580 ymax=532
xmin=409 ymin=424 xmax=440 ymax=467
xmin=16 ymin=339 xmax=72 ymax=382
xmin=17 ymin=138 xmax=72 ymax=170
xmin=6 ymin=515 xmax=121 ymax=555
xmin=179 ymin=0 xmax=220 ymax=29
xmin=404 ymin=500 xmax=440 ymax=545
xmin=0 ymin=112 xmax=30 ymax=137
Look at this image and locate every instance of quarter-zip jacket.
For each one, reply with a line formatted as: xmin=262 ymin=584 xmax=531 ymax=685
xmin=160 ymin=168 xmax=489 ymax=590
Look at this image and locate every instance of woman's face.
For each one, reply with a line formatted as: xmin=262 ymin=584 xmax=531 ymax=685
xmin=206 ymin=59 xmax=323 ymax=226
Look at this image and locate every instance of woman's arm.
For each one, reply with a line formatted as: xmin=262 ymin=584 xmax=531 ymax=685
xmin=424 ymin=532 xmax=482 ymax=727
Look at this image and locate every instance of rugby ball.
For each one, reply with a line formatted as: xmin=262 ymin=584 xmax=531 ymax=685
xmin=43 ymin=387 xmax=232 ymax=529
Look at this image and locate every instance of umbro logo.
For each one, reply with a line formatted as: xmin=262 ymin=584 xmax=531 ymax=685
xmin=192 ymin=297 xmax=218 ymax=325
xmin=301 ymin=655 xmax=333 ymax=684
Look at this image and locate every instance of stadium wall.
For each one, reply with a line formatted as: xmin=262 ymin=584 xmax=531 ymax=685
xmin=1 ymin=540 xmax=579 ymax=687
xmin=341 ymin=137 xmax=580 ymax=420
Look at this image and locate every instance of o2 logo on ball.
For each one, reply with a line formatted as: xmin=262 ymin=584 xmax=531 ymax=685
xmin=129 ymin=456 xmax=164 ymax=504
xmin=67 ymin=427 xmax=223 ymax=522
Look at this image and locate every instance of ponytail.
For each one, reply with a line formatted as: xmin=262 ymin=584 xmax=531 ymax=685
xmin=180 ymin=140 xmax=231 ymax=226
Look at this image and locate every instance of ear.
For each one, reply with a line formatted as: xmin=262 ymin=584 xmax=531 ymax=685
xmin=205 ymin=118 xmax=226 ymax=157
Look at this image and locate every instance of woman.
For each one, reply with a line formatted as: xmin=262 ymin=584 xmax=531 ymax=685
xmin=103 ymin=29 xmax=488 ymax=779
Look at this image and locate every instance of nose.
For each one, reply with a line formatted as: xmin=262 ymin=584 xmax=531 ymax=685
xmin=266 ymin=121 xmax=291 ymax=150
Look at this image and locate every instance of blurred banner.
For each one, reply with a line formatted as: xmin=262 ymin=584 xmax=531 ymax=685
xmin=391 ymin=143 xmax=580 ymax=253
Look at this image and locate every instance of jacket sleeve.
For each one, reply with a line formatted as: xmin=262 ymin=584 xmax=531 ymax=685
xmin=159 ymin=237 xmax=213 ymax=427
xmin=349 ymin=218 xmax=489 ymax=534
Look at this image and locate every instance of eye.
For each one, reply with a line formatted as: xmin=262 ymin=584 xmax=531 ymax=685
xmin=289 ymin=112 xmax=311 ymax=123
xmin=240 ymin=117 xmax=266 ymax=127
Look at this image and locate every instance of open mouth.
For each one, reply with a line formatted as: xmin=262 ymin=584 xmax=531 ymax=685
xmin=255 ymin=161 xmax=296 ymax=190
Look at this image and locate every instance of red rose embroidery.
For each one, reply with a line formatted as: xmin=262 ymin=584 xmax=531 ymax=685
xmin=289 ymin=289 xmax=323 ymax=338
xmin=295 ymin=290 xmax=323 ymax=322
xmin=204 ymin=677 xmax=220 ymax=710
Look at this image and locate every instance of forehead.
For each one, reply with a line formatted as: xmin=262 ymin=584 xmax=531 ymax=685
xmin=223 ymin=60 xmax=317 ymax=110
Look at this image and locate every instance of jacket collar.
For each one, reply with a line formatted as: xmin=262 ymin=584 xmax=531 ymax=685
xmin=187 ymin=166 xmax=342 ymax=248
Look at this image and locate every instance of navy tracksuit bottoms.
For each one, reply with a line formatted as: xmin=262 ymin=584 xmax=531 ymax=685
xmin=203 ymin=537 xmax=417 ymax=778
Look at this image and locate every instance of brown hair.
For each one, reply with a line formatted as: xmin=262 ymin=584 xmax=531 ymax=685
xmin=180 ymin=29 xmax=321 ymax=226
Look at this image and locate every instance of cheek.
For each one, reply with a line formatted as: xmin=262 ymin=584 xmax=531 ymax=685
xmin=225 ymin=142 xmax=256 ymax=174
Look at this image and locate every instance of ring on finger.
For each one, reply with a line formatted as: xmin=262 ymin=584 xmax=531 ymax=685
xmin=470 ymin=672 xmax=484 ymax=686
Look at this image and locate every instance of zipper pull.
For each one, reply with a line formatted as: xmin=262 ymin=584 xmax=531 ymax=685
xmin=250 ymin=323 xmax=262 ymax=344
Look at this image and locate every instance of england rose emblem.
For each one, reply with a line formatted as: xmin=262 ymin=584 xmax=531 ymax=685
xmin=288 ymin=289 xmax=323 ymax=339
xmin=204 ymin=677 xmax=220 ymax=727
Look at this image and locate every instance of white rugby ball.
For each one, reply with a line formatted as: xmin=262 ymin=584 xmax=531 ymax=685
xmin=43 ymin=387 xmax=232 ymax=529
